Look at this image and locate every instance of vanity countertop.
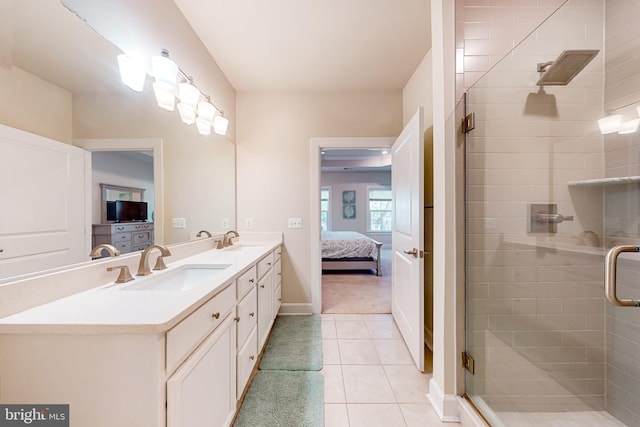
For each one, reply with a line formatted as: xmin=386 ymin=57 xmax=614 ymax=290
xmin=0 ymin=240 xmax=281 ymax=334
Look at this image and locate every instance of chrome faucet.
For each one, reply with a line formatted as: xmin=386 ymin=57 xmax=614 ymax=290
xmin=223 ymin=230 xmax=239 ymax=247
xmin=196 ymin=230 xmax=212 ymax=238
xmin=90 ymin=244 xmax=121 ymax=259
xmin=137 ymin=245 xmax=172 ymax=276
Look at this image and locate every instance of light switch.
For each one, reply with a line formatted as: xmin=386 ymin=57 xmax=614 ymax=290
xmin=172 ymin=218 xmax=186 ymax=229
xmin=288 ymin=218 xmax=302 ymax=229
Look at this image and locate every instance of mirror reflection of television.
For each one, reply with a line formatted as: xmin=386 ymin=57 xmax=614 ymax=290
xmin=106 ymin=201 xmax=148 ymax=222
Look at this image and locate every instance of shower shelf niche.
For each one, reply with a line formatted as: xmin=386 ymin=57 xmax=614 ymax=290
xmin=568 ymin=176 xmax=640 ymax=186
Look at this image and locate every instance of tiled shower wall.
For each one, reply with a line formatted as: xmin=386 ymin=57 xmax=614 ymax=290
xmin=463 ymin=0 xmax=609 ymax=414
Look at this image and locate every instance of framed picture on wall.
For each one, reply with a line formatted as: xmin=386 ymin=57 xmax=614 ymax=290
xmin=342 ymin=190 xmax=356 ymax=205
xmin=343 ymin=204 xmax=356 ymax=219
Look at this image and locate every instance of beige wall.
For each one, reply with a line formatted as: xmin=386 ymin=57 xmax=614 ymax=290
xmin=403 ymin=50 xmax=434 ymax=128
xmin=236 ymin=91 xmax=402 ymax=305
xmin=0 ymin=66 xmax=72 ymax=143
xmin=321 ymin=170 xmax=392 ymax=245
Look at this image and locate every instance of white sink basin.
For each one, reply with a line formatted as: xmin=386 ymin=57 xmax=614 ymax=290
xmin=119 ymin=264 xmax=231 ymax=291
xmin=222 ymin=243 xmax=265 ymax=252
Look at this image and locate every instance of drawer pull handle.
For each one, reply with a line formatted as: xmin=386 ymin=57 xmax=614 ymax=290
xmin=212 ymin=312 xmax=220 ymax=319
xmin=249 ymin=312 xmax=255 ymax=317
xmin=267 ymin=262 xmax=272 ymax=266
xmin=234 ymin=316 xmax=240 ymax=322
xmin=249 ymin=355 xmax=255 ymax=360
xmin=249 ymin=279 xmax=255 ymax=283
xmin=260 ymin=284 xmax=265 ymax=288
xmin=278 ymin=298 xmax=282 ymax=301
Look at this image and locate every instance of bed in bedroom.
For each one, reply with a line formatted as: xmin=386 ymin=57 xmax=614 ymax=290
xmin=321 ymin=231 xmax=383 ymax=276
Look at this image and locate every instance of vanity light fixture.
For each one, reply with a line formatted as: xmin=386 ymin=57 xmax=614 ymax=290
xmin=213 ymin=115 xmax=229 ymax=135
xmin=597 ymin=114 xmax=622 ymax=134
xmin=117 ymin=54 xmax=146 ymax=92
xmin=618 ymin=118 xmax=640 ymax=135
xmin=119 ymin=48 xmax=230 ymax=135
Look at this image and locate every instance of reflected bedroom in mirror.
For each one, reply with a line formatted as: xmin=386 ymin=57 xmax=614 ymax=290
xmin=0 ymin=0 xmax=236 ymax=282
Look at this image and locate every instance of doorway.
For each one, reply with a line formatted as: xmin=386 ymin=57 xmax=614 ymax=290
xmin=309 ymin=137 xmax=395 ymax=315
xmin=320 ymin=148 xmax=393 ymax=314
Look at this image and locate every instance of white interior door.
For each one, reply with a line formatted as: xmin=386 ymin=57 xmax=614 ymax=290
xmin=0 ymin=124 xmax=87 ymax=278
xmin=391 ymin=108 xmax=424 ymax=371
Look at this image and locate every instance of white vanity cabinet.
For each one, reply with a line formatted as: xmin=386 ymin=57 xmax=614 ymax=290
xmin=0 ymin=241 xmax=284 ymax=427
xmin=235 ymin=267 xmax=258 ymax=399
xmin=167 ymin=314 xmax=236 ymax=427
xmin=257 ymin=251 xmax=275 ymax=351
xmin=166 ymin=282 xmax=237 ymax=427
xmin=273 ymin=248 xmax=282 ymax=317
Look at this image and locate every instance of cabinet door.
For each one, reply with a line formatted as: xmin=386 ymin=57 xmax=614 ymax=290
xmin=257 ymin=270 xmax=273 ymax=351
xmin=167 ymin=315 xmax=236 ymax=427
xmin=236 ymin=326 xmax=258 ymax=400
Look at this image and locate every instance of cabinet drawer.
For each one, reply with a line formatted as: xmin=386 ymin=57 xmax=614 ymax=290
xmin=237 ymin=266 xmax=257 ymax=299
xmin=132 ymin=231 xmax=151 ymax=244
xmin=236 ymin=286 xmax=257 ymax=347
xmin=166 ymin=282 xmax=236 ymax=373
xmin=114 ymin=241 xmax=131 ymax=252
xmin=236 ymin=326 xmax=258 ymax=400
xmin=114 ymin=232 xmax=131 ymax=242
xmin=257 ymin=252 xmax=274 ymax=279
xmin=132 ymin=243 xmax=149 ymax=252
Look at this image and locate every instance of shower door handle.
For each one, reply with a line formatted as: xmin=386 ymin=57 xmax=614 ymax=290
xmin=605 ymin=245 xmax=640 ymax=307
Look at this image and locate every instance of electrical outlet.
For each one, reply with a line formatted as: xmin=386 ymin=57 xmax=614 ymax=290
xmin=484 ymin=218 xmax=496 ymax=229
xmin=288 ymin=218 xmax=302 ymax=229
xmin=245 ymin=218 xmax=253 ymax=229
xmin=172 ymin=217 xmax=186 ymax=229
xmin=221 ymin=218 xmax=229 ymax=229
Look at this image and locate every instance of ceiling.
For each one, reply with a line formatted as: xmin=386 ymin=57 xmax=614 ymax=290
xmin=174 ymin=0 xmax=431 ymax=92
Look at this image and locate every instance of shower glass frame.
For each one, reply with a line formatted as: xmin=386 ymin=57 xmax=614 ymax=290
xmin=463 ymin=2 xmax=640 ymax=426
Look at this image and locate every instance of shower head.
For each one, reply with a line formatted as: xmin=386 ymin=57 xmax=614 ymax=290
xmin=536 ymin=49 xmax=599 ymax=86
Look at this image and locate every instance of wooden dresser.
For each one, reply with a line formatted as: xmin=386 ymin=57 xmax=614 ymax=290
xmin=92 ymin=223 xmax=154 ymax=254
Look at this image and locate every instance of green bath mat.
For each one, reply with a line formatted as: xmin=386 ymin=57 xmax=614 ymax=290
xmin=234 ymin=370 xmax=324 ymax=427
xmin=259 ymin=315 xmax=323 ymax=371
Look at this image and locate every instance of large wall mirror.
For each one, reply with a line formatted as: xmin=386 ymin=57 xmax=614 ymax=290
xmin=0 ymin=0 xmax=236 ymax=281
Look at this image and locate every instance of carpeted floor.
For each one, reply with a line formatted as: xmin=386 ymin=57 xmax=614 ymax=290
xmin=322 ymin=248 xmax=391 ymax=313
xmin=235 ymin=315 xmax=324 ymax=427
xmin=233 ymin=370 xmax=324 ymax=427
xmin=259 ymin=315 xmax=323 ymax=371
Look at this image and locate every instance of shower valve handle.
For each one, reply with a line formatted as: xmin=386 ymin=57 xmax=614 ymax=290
xmin=535 ymin=213 xmax=573 ymax=224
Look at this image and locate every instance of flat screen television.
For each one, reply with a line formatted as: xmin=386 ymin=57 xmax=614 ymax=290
xmin=106 ymin=200 xmax=148 ymax=222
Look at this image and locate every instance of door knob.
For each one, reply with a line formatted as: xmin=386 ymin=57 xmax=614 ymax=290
xmin=403 ymin=248 xmax=427 ymax=258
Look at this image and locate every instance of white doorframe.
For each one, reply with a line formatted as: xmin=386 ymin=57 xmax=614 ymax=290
xmin=309 ymin=136 xmax=395 ymax=314
xmin=74 ymin=138 xmax=164 ymax=245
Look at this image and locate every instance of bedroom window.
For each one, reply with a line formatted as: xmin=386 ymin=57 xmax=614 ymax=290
xmin=321 ymin=187 xmax=331 ymax=231
xmin=367 ymin=187 xmax=392 ymax=232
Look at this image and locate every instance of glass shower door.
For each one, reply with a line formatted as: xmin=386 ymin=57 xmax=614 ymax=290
xmin=463 ymin=1 xmax=640 ymax=426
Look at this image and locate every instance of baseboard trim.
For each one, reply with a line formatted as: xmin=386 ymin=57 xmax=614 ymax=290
xmin=278 ymin=303 xmax=313 ymax=315
xmin=427 ymin=378 xmax=460 ymax=423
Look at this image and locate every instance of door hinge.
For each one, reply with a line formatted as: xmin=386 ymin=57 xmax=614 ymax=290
xmin=462 ymin=112 xmax=475 ymax=133
xmin=462 ymin=352 xmax=475 ymax=375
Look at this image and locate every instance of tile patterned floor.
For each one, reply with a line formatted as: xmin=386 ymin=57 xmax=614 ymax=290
xmin=321 ymin=313 xmax=461 ymax=427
